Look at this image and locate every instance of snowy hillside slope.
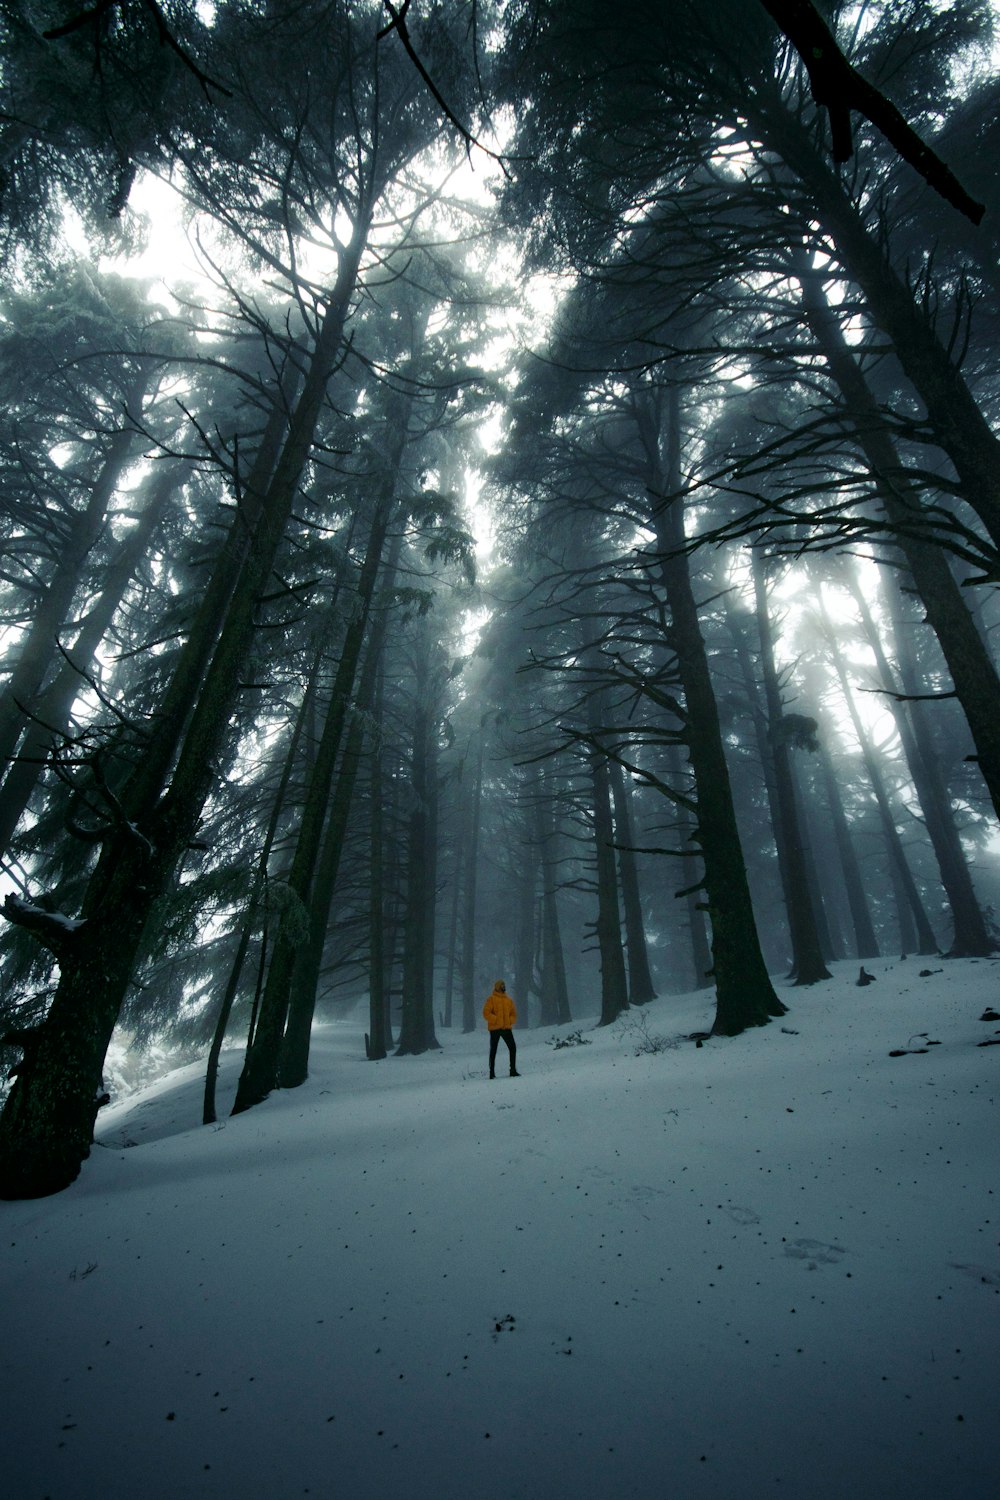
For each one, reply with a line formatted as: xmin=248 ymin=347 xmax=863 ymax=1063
xmin=2 ymin=958 xmax=998 ymax=1499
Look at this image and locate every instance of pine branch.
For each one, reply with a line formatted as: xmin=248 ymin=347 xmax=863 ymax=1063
xmin=759 ymin=0 xmax=985 ymax=223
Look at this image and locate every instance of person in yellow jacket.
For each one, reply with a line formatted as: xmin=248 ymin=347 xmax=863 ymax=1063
xmin=482 ymin=979 xmax=519 ymax=1079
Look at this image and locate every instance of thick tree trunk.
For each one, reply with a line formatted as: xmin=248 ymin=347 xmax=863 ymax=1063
xmin=661 ymin=742 xmax=713 ymax=991
xmin=724 ymin=597 xmax=794 ymax=962
xmin=646 ymin=388 xmax=785 ymax=1034
xmin=889 ymin=856 xmax=919 ymax=957
xmin=800 ymin=805 xmax=845 ymax=961
xmin=442 ymin=832 xmax=462 ymax=1030
xmin=422 ymin=711 xmax=441 ymax=1046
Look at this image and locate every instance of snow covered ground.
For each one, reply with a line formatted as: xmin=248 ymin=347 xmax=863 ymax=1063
xmin=2 ymin=957 xmax=998 ymax=1499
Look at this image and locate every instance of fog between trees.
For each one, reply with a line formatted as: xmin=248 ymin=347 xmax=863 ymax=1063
xmin=1 ymin=0 xmax=999 ymax=1197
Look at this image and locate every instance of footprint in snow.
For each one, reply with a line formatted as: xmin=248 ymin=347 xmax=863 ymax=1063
xmin=629 ymin=1184 xmax=666 ymax=1202
xmin=723 ymin=1204 xmax=761 ymax=1226
xmin=783 ymin=1238 xmax=847 ymax=1267
xmin=949 ymin=1262 xmax=1000 ymax=1287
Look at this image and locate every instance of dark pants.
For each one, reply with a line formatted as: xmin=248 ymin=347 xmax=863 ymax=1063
xmin=489 ymin=1028 xmax=516 ymax=1075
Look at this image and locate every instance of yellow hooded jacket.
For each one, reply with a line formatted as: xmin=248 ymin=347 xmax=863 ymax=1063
xmin=482 ymin=982 xmax=517 ymax=1031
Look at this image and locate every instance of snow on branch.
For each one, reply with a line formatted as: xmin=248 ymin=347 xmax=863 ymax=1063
xmin=1 ymin=894 xmax=87 ymax=956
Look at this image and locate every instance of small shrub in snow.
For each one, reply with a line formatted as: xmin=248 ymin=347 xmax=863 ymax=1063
xmin=613 ymin=1009 xmax=680 ymax=1057
xmin=548 ymin=1029 xmax=592 ymax=1049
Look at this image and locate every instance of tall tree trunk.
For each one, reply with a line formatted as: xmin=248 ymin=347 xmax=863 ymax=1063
xmin=847 ymin=570 xmax=994 ymax=957
xmin=799 ymin=804 xmax=845 ymax=961
xmin=814 ymin=736 xmax=881 ymax=961
xmin=889 ymin=855 xmax=919 ymax=958
xmin=396 ymin=615 xmax=441 ymax=1056
xmin=442 ymin=833 xmax=462 ymax=1030
xmin=820 ymin=598 xmax=939 ymax=956
xmin=724 ymin=596 xmax=794 ymax=965
xmin=642 ymin=385 xmax=785 ymax=1033
xmin=459 ymin=728 xmax=485 ymax=1034
xmin=366 ymin=666 xmax=390 ymax=1061
xmin=0 ymin=219 xmax=370 ymax=1198
xmin=422 ymin=709 xmax=441 ymax=1047
xmin=512 ymin=813 xmax=537 ymax=1027
xmin=203 ymin=630 xmax=324 ymax=1122
xmin=588 ymin=691 xmax=629 ymax=1027
xmin=380 ymin=750 xmax=403 ymax=1054
xmin=235 ymin=475 xmax=399 ymax=1110
xmin=662 ymin=742 xmax=713 ymax=991
xmin=609 ymin=759 xmax=656 ymax=1004
xmin=751 ymin=550 xmax=831 ymax=984
xmin=534 ymin=769 xmax=571 ymax=1025
xmin=279 ymin=534 xmax=404 ymax=1087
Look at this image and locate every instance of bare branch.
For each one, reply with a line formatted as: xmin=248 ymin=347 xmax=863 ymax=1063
xmin=378 ymin=0 xmax=518 ymax=179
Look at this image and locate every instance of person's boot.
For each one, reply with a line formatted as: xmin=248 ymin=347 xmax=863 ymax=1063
xmin=489 ymin=1070 xmax=495 ymax=1080
xmin=510 ymin=1068 xmax=520 ymax=1077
